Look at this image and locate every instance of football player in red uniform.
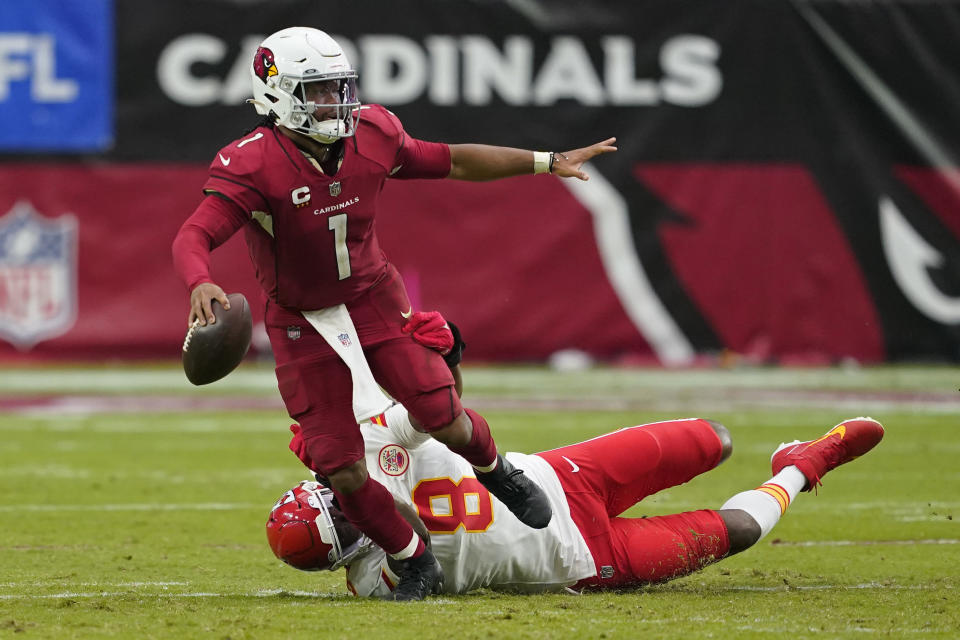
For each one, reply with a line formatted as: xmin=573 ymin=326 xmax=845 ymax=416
xmin=172 ymin=26 xmax=617 ymax=601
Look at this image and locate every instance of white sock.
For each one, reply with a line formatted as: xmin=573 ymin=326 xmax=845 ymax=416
xmin=472 ymin=457 xmax=499 ymax=474
xmin=720 ymin=466 xmax=806 ymax=540
xmin=388 ymin=531 xmax=421 ymax=561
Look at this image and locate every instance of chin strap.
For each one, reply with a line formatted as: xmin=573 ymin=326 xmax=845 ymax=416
xmin=307 ymin=117 xmax=348 ymax=144
xmin=245 ymin=98 xmax=269 ymax=115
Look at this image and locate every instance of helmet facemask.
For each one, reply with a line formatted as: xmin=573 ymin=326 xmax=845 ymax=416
xmin=306 ymin=484 xmax=369 ymax=570
xmin=275 ymin=73 xmax=360 ymax=144
xmin=266 ymin=480 xmax=370 ymax=572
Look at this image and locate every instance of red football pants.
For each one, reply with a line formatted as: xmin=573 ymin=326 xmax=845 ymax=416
xmin=537 ymin=418 xmax=730 ymax=588
xmin=267 ymin=265 xmax=460 ymax=474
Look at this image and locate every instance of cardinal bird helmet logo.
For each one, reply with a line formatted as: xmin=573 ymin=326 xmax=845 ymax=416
xmin=253 ymin=47 xmax=278 ymax=83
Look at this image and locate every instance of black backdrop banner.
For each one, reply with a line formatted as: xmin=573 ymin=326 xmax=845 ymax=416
xmin=2 ymin=0 xmax=959 ymax=362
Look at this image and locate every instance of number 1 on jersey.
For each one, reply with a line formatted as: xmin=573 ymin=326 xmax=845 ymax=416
xmin=328 ymin=213 xmax=351 ymax=280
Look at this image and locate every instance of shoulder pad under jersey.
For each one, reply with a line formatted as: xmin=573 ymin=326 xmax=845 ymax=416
xmin=207 ymin=127 xmax=275 ymax=181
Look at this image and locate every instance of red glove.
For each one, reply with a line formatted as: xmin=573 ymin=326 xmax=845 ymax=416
xmin=288 ymin=423 xmax=318 ymax=472
xmin=402 ymin=310 xmax=454 ymax=355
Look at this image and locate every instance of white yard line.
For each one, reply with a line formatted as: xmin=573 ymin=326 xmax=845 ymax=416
xmin=2 ymin=365 xmax=959 ymax=395
xmin=0 ymin=582 xmax=948 ymax=601
xmin=0 ymin=368 xmax=277 ymax=394
xmin=3 ymin=391 xmax=959 ymax=415
xmin=0 ymin=590 xmax=455 ymax=603
xmin=0 ymin=503 xmax=256 ymax=512
xmin=770 ymin=539 xmax=959 ymax=547
xmin=727 ymin=582 xmax=954 ymax=591
xmin=0 ymin=581 xmax=188 ymax=587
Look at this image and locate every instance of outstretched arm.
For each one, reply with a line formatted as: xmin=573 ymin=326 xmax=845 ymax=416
xmin=447 ymin=137 xmax=617 ymax=182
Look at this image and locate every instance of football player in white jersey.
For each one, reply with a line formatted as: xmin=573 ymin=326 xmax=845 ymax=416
xmin=267 ymin=315 xmax=884 ymax=597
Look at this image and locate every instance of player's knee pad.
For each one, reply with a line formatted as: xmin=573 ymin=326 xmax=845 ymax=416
xmin=702 ymin=419 xmax=733 ymax=463
xmin=404 ymin=385 xmax=463 ymax=432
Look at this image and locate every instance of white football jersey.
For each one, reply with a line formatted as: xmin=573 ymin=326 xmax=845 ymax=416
xmin=344 ymin=404 xmax=595 ymax=596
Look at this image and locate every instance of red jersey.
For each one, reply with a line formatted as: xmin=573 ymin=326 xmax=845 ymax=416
xmin=180 ymin=105 xmax=450 ymax=309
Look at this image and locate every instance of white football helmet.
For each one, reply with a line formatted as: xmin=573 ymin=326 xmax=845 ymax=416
xmin=249 ymin=27 xmax=360 ymax=144
xmin=266 ymin=481 xmax=371 ymax=571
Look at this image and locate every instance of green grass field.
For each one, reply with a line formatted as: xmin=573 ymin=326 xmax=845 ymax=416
xmin=1 ymin=364 xmax=958 ymax=639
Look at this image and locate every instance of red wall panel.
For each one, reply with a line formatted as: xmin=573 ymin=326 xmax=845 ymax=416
xmin=0 ymin=165 xmax=650 ymax=362
xmin=641 ymin=165 xmax=884 ymax=363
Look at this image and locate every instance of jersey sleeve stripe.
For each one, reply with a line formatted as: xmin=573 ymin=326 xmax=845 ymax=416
xmin=202 ymin=189 xmax=249 ymax=212
xmin=206 ymin=174 xmax=270 ymax=210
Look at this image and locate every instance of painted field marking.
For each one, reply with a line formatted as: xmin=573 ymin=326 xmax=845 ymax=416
xmin=0 ymin=582 xmax=949 ymax=601
xmin=0 ymin=581 xmax=187 ymax=588
xmin=0 ymin=418 xmax=281 ymax=432
xmin=727 ymin=582 xmax=954 ymax=591
xmin=0 ymin=590 xmax=456 ymax=603
xmin=0 ymin=502 xmax=256 ymax=512
xmin=770 ymin=538 xmax=958 ymax=547
xmin=628 ymin=500 xmax=960 ymax=514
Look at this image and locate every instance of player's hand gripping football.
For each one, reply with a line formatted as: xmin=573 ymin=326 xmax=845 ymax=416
xmin=550 ymin=137 xmax=618 ymax=181
xmin=188 ymin=282 xmax=231 ymax=327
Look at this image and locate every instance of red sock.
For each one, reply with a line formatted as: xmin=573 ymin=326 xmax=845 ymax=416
xmin=334 ymin=476 xmax=419 ymax=556
xmin=446 ymin=408 xmax=498 ymax=470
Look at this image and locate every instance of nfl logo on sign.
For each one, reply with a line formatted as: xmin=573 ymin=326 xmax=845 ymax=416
xmin=0 ymin=201 xmax=78 ymax=350
xmin=329 ymin=182 xmax=342 ymax=197
xmin=338 ymin=332 xmax=351 ymax=347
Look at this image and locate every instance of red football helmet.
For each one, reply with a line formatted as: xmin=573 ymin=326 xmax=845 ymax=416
xmin=266 ymin=481 xmax=368 ymax=571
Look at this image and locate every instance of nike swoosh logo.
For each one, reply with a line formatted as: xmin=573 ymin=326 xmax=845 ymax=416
xmin=219 ymin=153 xmax=231 ymax=166
xmin=810 ymin=424 xmax=846 ymax=447
xmin=400 ymin=306 xmax=413 ymax=319
xmin=561 ymin=456 xmax=580 ymax=473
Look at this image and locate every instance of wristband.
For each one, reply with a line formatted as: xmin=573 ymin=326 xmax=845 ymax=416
xmin=533 ymin=151 xmax=551 ymax=175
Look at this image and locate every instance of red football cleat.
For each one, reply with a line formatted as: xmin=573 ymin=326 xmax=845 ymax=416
xmin=771 ymin=417 xmax=884 ymax=492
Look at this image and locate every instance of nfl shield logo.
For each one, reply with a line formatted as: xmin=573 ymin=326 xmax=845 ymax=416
xmin=329 ymin=181 xmax=342 ymax=197
xmin=338 ymin=332 xmax=351 ymax=347
xmin=286 ymin=325 xmax=301 ymax=340
xmin=0 ymin=201 xmax=78 ymax=350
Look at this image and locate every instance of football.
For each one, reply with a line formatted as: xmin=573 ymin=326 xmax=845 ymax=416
xmin=181 ymin=292 xmax=253 ymax=385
